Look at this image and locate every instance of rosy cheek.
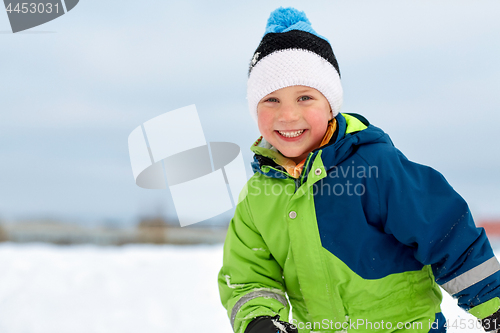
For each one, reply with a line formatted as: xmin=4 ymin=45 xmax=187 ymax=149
xmin=257 ymin=110 xmax=273 ymax=130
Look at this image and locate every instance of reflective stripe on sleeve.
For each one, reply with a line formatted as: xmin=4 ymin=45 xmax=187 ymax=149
xmin=441 ymin=257 xmax=500 ymax=295
xmin=230 ymin=290 xmax=288 ymax=329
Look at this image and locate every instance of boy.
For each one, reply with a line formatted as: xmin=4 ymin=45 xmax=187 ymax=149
xmin=218 ymin=7 xmax=500 ymax=333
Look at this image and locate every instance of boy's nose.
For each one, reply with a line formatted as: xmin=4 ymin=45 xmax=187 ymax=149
xmin=277 ymin=104 xmax=300 ymax=123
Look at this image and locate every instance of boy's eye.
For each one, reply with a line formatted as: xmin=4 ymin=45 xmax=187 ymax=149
xmin=299 ymin=96 xmax=311 ymax=101
xmin=266 ymin=97 xmax=278 ymax=103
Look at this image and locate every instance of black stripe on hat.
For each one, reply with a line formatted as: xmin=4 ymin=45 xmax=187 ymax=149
xmin=248 ymin=30 xmax=340 ymax=77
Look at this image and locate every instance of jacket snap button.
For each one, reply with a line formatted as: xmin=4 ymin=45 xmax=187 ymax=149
xmin=315 ymin=168 xmax=322 ymax=175
xmin=289 ymin=211 xmax=297 ymax=219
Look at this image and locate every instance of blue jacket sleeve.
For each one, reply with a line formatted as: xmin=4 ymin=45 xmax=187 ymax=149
xmin=376 ymin=145 xmax=500 ymax=317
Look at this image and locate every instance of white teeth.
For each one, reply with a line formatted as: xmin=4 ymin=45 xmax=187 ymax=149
xmin=278 ymin=129 xmax=304 ymax=138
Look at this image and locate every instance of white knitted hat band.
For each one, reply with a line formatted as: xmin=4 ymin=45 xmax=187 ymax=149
xmin=247 ymin=49 xmax=343 ymax=122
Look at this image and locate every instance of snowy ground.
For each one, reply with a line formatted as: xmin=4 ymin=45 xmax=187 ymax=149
xmin=0 ymin=243 xmax=494 ymax=333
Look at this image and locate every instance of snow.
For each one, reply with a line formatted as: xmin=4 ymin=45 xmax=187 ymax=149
xmin=0 ymin=243 xmax=232 ymax=333
xmin=0 ymin=243 xmax=495 ymax=333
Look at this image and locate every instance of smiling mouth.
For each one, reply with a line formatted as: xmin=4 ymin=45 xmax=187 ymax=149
xmin=277 ymin=129 xmax=305 ymax=138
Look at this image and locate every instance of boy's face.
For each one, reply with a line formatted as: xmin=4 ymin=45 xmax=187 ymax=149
xmin=257 ymin=85 xmax=333 ymax=164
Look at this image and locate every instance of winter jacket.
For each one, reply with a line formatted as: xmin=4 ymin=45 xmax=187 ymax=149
xmin=218 ymin=113 xmax=500 ymax=333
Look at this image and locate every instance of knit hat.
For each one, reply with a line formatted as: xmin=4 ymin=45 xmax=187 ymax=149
xmin=247 ymin=7 xmax=343 ymax=122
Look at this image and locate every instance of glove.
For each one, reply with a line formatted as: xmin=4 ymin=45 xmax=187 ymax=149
xmin=481 ymin=310 xmax=500 ymax=332
xmin=244 ymin=315 xmax=298 ymax=333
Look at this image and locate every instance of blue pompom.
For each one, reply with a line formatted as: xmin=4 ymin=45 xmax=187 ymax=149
xmin=266 ymin=7 xmax=311 ymax=32
xmin=263 ymin=7 xmax=327 ymax=41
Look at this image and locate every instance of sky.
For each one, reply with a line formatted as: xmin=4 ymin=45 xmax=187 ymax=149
xmin=1 ymin=0 xmax=499 ymax=227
